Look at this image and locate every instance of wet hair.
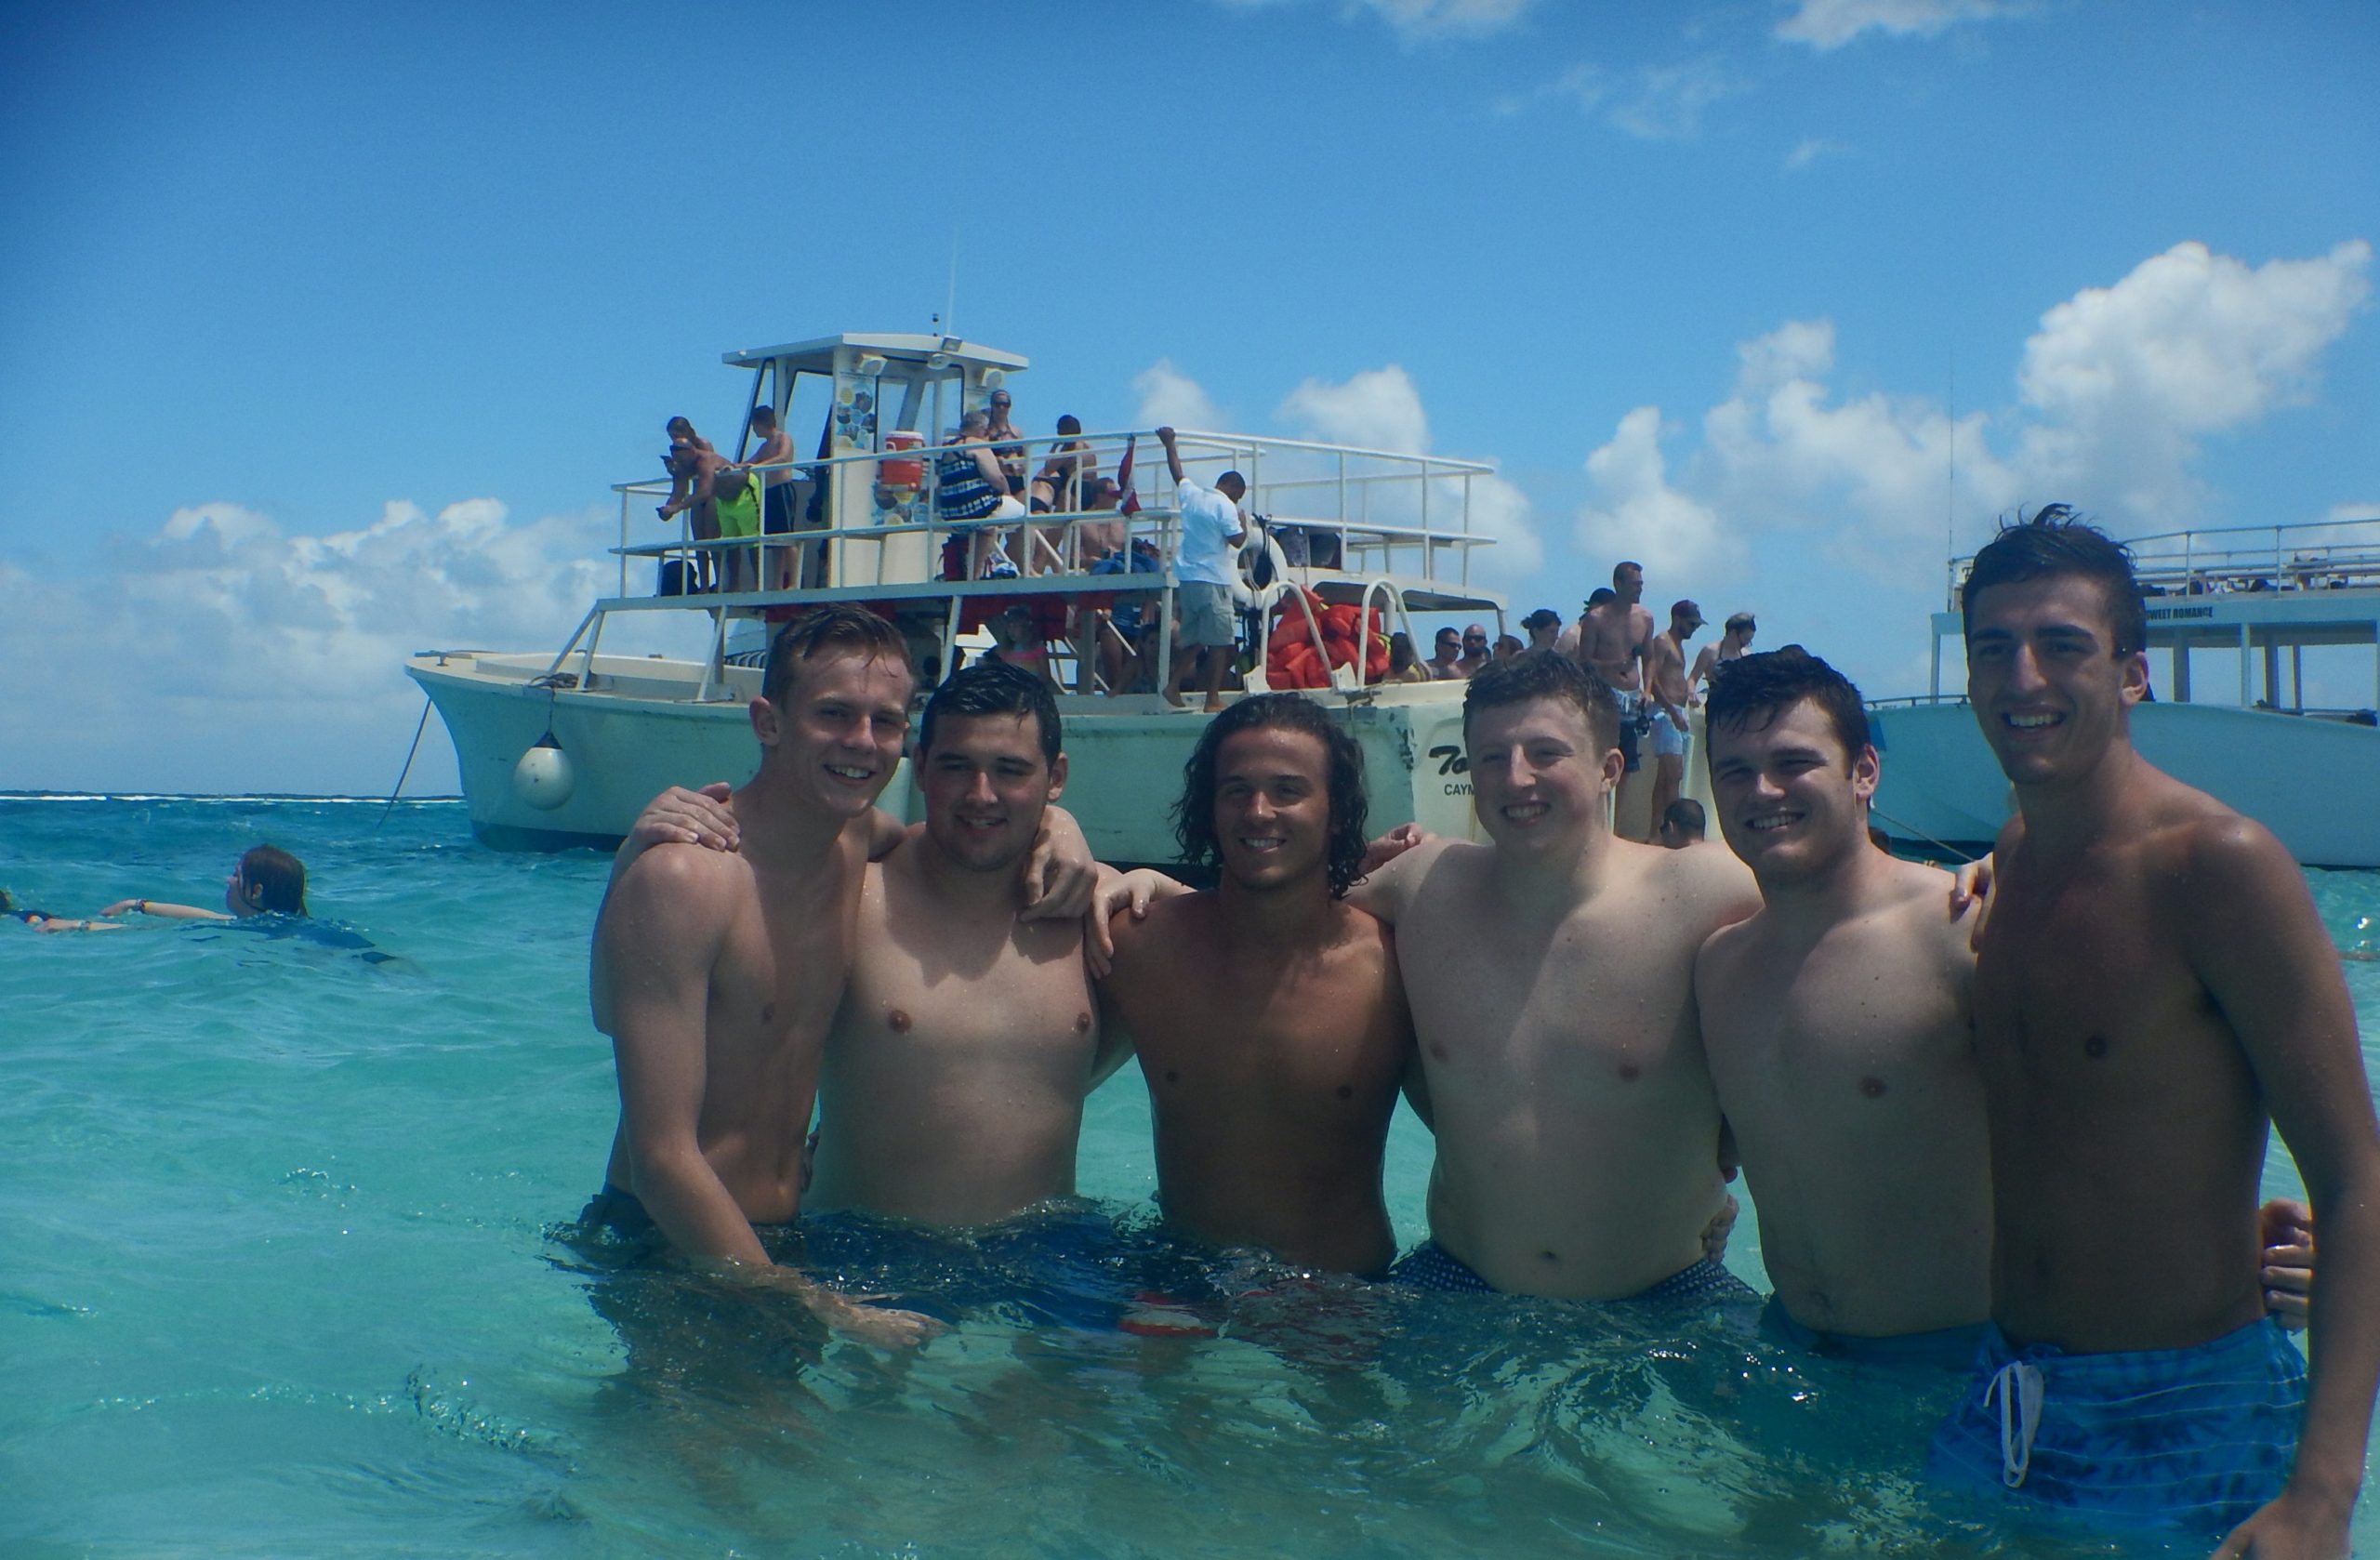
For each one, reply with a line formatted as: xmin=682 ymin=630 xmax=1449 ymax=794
xmin=750 ymin=406 xmax=778 ymax=431
xmin=1661 ymin=799 xmax=1707 ymax=839
xmin=919 ymin=660 xmax=1060 ymax=764
xmin=239 ymin=844 xmax=308 ymax=916
xmin=761 ymin=603 xmax=911 ymax=707
xmin=1586 ymin=588 xmax=1616 ymax=609
xmin=1056 ymin=415 xmax=1081 ymax=435
xmin=1961 ymin=505 xmax=2148 ymax=657
xmin=1173 ymin=694 xmax=1368 ymax=898
xmin=1461 ymin=649 xmax=1620 ymax=755
xmin=1726 ymin=612 xmax=1755 ymax=635
xmin=1703 ymin=645 xmax=1871 ymax=763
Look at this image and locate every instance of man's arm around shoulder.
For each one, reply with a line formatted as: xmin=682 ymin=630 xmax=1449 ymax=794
xmin=2181 ymin=818 xmax=2380 ymax=1557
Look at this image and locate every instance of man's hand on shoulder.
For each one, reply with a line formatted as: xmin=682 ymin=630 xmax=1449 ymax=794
xmin=1019 ymin=805 xmax=1096 ymax=922
xmin=1085 ymin=866 xmax=1186 ymax=979
xmin=615 ymin=784 xmax=739 ymax=883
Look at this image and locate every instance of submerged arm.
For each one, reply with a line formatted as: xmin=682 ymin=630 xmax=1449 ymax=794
xmin=2188 ymin=824 xmax=2380 ymax=1555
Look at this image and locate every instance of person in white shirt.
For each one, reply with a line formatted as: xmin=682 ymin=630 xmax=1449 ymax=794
xmin=1155 ymin=426 xmax=1248 ymax=713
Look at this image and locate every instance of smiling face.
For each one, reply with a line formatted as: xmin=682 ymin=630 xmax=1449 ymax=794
xmin=1964 ymin=573 xmax=2147 ymax=788
xmin=752 ymin=649 xmax=914 ymax=819
xmin=917 ymin=710 xmax=1064 ymax=874
xmin=1464 ymin=695 xmax=1617 ymax=853
xmin=1708 ymin=696 xmax=1877 ymax=886
xmin=1211 ymin=725 xmax=1333 ymax=892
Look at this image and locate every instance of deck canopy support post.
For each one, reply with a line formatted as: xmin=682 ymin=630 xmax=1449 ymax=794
xmin=2238 ymin=623 xmax=2252 ymax=706
xmin=2175 ymin=637 xmax=2193 ymax=703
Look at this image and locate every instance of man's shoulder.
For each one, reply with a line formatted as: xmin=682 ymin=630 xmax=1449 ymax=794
xmin=1106 ymin=888 xmax=1213 ymax=970
xmin=613 ymin=839 xmax=748 ymax=903
xmin=1645 ymin=834 xmax=1758 ymax=917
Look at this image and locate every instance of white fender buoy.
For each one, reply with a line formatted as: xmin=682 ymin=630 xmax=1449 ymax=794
xmin=511 ymin=734 xmax=575 ymax=812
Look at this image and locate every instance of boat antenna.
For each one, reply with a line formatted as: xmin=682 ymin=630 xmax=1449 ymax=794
xmin=1945 ymin=352 xmax=1955 ymax=570
xmin=943 ymin=229 xmax=959 ymax=337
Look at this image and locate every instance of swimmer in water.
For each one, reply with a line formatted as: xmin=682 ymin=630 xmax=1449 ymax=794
xmin=1931 ymin=516 xmax=2378 ymax=1551
xmin=99 ymin=844 xmax=309 ymax=920
xmin=1098 ymin=694 xmax=1421 ymax=1276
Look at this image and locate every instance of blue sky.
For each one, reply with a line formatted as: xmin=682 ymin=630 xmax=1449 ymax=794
xmin=2 ymin=0 xmax=2373 ymax=794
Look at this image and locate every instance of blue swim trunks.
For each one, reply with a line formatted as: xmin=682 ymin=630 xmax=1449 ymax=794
xmin=1927 ymin=1316 xmax=2306 ymax=1536
xmin=1390 ymin=1242 xmax=1757 ymax=1305
xmin=1760 ymin=1294 xmax=1989 ymax=1370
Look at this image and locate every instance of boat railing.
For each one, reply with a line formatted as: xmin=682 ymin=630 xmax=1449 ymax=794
xmin=605 ymin=426 xmax=1501 ymax=602
xmin=1942 ymin=516 xmax=2380 ymax=607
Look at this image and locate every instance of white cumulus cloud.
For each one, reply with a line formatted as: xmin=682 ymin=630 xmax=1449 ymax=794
xmin=2011 ymin=240 xmax=2373 ymax=522
xmin=1775 ymin=0 xmax=2020 ymax=50
xmin=0 ymin=496 xmax=628 ymax=793
xmin=1574 ymin=406 xmax=1734 ymax=585
xmin=1277 ymin=364 xmax=1432 ymax=454
xmin=1132 ymin=358 xmax=1223 ymax=430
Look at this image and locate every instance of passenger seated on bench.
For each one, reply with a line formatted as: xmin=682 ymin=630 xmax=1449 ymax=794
xmin=936 ymin=410 xmax=1026 ymax=580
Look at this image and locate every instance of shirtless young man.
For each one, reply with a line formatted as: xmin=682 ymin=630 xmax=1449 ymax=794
xmin=746 ymin=405 xmax=799 ymax=590
xmin=1695 ymin=646 xmax=2315 ymax=1365
xmin=1697 ymin=648 xmax=1996 ymax=1352
xmin=1577 ymin=562 xmax=1659 ymax=838
xmin=1688 ymin=611 xmax=1755 ymax=701
xmin=1644 ymin=599 xmax=1704 ymax=831
xmin=1354 ymin=651 xmax=1762 ymax=1302
xmin=1926 ymin=519 xmax=2379 ymax=1554
xmin=1099 ymin=695 xmax=1417 ymax=1276
xmin=805 ymin=664 xmax=1131 ymax=1227
xmin=588 ymin=606 xmax=938 ymax=1343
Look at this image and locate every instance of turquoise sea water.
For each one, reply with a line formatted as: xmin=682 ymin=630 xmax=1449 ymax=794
xmin=3 ymin=796 xmax=2375 ymax=1559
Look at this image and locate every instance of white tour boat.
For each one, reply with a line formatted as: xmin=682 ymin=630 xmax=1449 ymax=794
xmin=406 ymin=333 xmax=1513 ymax=862
xmin=1868 ymin=518 xmax=2380 ymax=867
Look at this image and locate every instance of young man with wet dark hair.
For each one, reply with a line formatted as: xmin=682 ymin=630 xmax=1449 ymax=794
xmin=807 ymin=662 xmax=1131 ymax=1228
xmin=1099 ymin=694 xmax=1417 ymax=1275
xmin=1929 ymin=512 xmax=2377 ymax=1550
xmin=1350 ymin=650 xmax=1762 ymax=1302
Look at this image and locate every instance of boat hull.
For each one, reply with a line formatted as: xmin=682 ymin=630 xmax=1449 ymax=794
xmin=1870 ymin=700 xmax=2380 ymax=867
xmin=408 ymin=652 xmax=1490 ymax=859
